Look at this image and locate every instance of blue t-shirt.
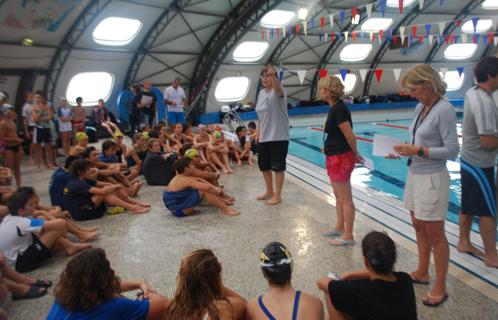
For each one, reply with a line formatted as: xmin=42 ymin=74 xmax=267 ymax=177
xmin=99 ymin=154 xmax=120 ymax=163
xmin=46 ymin=297 xmax=149 ymax=320
xmin=49 ymin=167 xmax=71 ymax=209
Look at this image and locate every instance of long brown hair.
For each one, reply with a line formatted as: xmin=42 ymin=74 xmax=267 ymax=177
xmin=164 ymin=249 xmax=230 ymax=320
xmin=54 ymin=248 xmax=120 ymax=311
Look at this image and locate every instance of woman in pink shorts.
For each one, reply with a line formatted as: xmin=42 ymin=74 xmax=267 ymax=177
xmin=318 ymin=76 xmax=361 ymax=246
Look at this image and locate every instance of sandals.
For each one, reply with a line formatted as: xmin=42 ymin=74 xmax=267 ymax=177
xmin=328 ymin=238 xmax=355 ymax=246
xmin=423 ymin=293 xmax=448 ymax=307
xmin=34 ymin=279 xmax=52 ymax=288
xmin=12 ymin=286 xmax=47 ymax=301
xmin=410 ymin=276 xmax=429 ymax=285
xmin=322 ymin=230 xmax=344 ymax=238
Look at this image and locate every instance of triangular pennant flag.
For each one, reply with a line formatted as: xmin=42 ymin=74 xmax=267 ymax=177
xmin=379 ymin=30 xmax=384 ymax=41
xmin=400 ymin=26 xmax=406 ymax=40
xmin=494 ymin=36 xmax=498 ymax=46
xmin=319 ymin=68 xmax=328 ymax=78
xmin=425 ymin=24 xmax=431 ymax=37
xmin=270 ymin=28 xmax=274 ymax=40
xmin=295 ymin=23 xmax=300 ymax=34
xmin=261 ymin=31 xmax=265 ymax=41
xmin=408 ymin=35 xmax=413 ymax=47
xmin=380 ymin=0 xmax=387 ymax=17
xmin=360 ymin=31 xmax=365 ymax=39
xmin=379 ymin=34 xmax=383 ymax=45
xmin=338 ymin=32 xmax=343 ymax=41
xmin=331 ymin=32 xmax=335 ymax=42
xmin=440 ymin=67 xmax=448 ymax=78
xmin=375 ymin=69 xmax=384 ymax=83
xmin=329 ymin=14 xmax=334 ymax=31
xmin=276 ymin=28 xmax=280 ymax=40
xmin=411 ymin=25 xmax=418 ymax=37
xmin=324 ymin=33 xmax=328 ymax=42
xmin=339 ymin=69 xmax=348 ymax=81
xmin=399 ymin=0 xmax=404 ymax=14
xmin=444 ymin=35 xmax=449 ymax=44
xmin=320 ymin=16 xmax=325 ymax=32
xmin=278 ymin=68 xmax=285 ymax=81
xmin=455 ymin=19 xmax=462 ymax=27
xmin=438 ymin=21 xmax=446 ymax=35
xmin=352 ymin=31 xmax=357 ymax=42
xmin=296 ymin=70 xmax=307 ymax=85
xmin=388 ymin=28 xmax=393 ymax=40
xmin=359 ymin=69 xmax=368 ymax=82
xmin=370 ymin=32 xmax=375 ymax=43
xmin=352 ymin=7 xmax=358 ymax=19
xmin=310 ymin=18 xmax=315 ymax=30
xmin=449 ymin=34 xmax=454 ymax=44
xmin=473 ymin=34 xmax=480 ymax=44
xmin=454 ymin=35 xmax=459 ymax=43
xmin=488 ymin=32 xmax=494 ymax=45
xmin=393 ymin=35 xmax=399 ymax=46
xmin=439 ymin=35 xmax=445 ymax=44
xmin=339 ymin=11 xmax=345 ymax=26
xmin=400 ymin=33 xmax=406 ymax=44
xmin=471 ymin=17 xmax=479 ymax=33
xmin=483 ymin=35 xmax=488 ymax=45
xmin=366 ymin=3 xmax=373 ymax=18
xmin=419 ymin=35 xmax=423 ymax=44
xmin=303 ymin=21 xmax=307 ymax=35
xmin=393 ymin=68 xmax=402 ymax=82
xmin=461 ymin=34 xmax=467 ymax=43
xmin=282 ymin=27 xmax=286 ymax=38
xmin=266 ymin=30 xmax=270 ymax=41
xmin=418 ymin=0 xmax=425 ymax=9
xmin=344 ymin=31 xmax=349 ymax=43
xmin=457 ymin=67 xmax=464 ymax=77
xmin=429 ymin=35 xmax=434 ymax=45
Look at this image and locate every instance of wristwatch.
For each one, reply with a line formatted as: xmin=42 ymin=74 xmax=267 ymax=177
xmin=417 ymin=147 xmax=424 ymax=157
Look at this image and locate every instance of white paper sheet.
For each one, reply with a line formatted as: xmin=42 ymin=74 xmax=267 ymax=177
xmin=372 ymin=134 xmax=402 ymax=157
xmin=141 ymin=95 xmax=153 ymax=106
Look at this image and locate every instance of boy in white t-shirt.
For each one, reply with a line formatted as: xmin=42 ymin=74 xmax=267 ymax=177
xmin=0 ymin=190 xmax=91 ymax=272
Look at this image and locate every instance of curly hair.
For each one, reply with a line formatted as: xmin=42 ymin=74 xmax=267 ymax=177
xmin=164 ymin=249 xmax=231 ymax=320
xmin=54 ymin=248 xmax=120 ymax=311
xmin=318 ymin=75 xmax=345 ymax=101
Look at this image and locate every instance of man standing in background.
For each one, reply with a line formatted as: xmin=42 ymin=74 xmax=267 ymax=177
xmin=163 ymin=77 xmax=186 ymax=125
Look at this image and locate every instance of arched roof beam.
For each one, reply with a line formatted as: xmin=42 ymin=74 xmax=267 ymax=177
xmin=124 ymin=0 xmax=190 ymax=88
xmin=188 ymin=0 xmax=283 ymax=113
xmin=43 ymin=0 xmax=112 ymax=102
xmin=425 ymin=0 xmax=487 ymax=64
xmin=363 ymin=0 xmax=437 ymax=96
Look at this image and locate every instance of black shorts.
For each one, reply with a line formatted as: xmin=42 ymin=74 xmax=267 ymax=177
xmin=5 ymin=144 xmax=20 ymax=153
xmin=33 ymin=127 xmax=53 ymax=144
xmin=460 ymin=159 xmax=496 ymax=217
xmin=71 ymin=201 xmax=106 ymax=221
xmin=258 ymin=140 xmax=289 ymax=172
xmin=15 ymin=234 xmax=51 ymax=273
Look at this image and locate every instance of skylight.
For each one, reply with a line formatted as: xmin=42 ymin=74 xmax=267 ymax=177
xmin=461 ymin=19 xmax=493 ymax=33
xmin=66 ymin=72 xmax=114 ymax=106
xmin=340 ymin=44 xmax=373 ymax=62
xmin=260 ymin=10 xmax=295 ymax=29
xmin=93 ymin=17 xmax=142 ymax=46
xmin=233 ymin=41 xmax=270 ymax=62
xmin=334 ymin=73 xmax=358 ymax=94
xmin=482 ymin=0 xmax=498 ymax=10
xmin=387 ymin=0 xmax=416 ymax=7
xmin=440 ymin=71 xmax=465 ymax=92
xmin=361 ymin=18 xmax=393 ymax=32
xmin=215 ymin=77 xmax=251 ymax=102
xmin=444 ymin=43 xmax=477 ymax=60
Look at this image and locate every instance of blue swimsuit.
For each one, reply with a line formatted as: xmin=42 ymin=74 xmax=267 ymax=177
xmin=163 ymin=189 xmax=201 ymax=217
xmin=258 ymin=291 xmax=301 ymax=320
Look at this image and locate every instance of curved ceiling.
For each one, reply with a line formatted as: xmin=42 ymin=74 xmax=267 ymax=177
xmin=0 ymin=0 xmax=496 ymax=113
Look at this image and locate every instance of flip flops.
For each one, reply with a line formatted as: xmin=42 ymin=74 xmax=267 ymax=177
xmin=423 ymin=293 xmax=449 ymax=307
xmin=328 ymin=238 xmax=355 ymax=246
xmin=410 ymin=277 xmax=429 ymax=285
xmin=12 ymin=286 xmax=47 ymax=301
xmin=33 ymin=279 xmax=52 ymax=288
xmin=322 ymin=230 xmax=344 ymax=238
xmin=107 ymin=206 xmax=125 ymax=215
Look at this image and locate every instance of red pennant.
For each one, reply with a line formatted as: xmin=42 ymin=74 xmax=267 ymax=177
xmin=399 ymin=0 xmax=404 ymax=14
xmin=379 ymin=30 xmax=384 ymax=41
xmin=445 ymin=35 xmax=450 ymax=44
xmin=449 ymin=34 xmax=455 ymax=44
xmin=352 ymin=32 xmax=357 ymax=42
xmin=374 ymin=69 xmax=384 ymax=83
xmin=393 ymin=35 xmax=398 ymax=46
xmin=411 ymin=25 xmax=418 ymax=37
xmin=261 ymin=31 xmax=265 ymax=41
xmin=276 ymin=28 xmax=280 ymax=39
xmin=320 ymin=16 xmax=325 ymax=32
xmin=455 ymin=19 xmax=462 ymax=27
xmin=295 ymin=23 xmax=300 ymax=34
xmin=331 ymin=32 xmax=335 ymax=42
xmin=371 ymin=33 xmax=375 ymax=42
xmin=319 ymin=68 xmax=328 ymax=78
xmin=472 ymin=35 xmax=478 ymax=44
xmin=419 ymin=35 xmax=423 ymax=44
xmin=352 ymin=7 xmax=358 ymax=18
xmin=488 ymin=32 xmax=494 ymax=44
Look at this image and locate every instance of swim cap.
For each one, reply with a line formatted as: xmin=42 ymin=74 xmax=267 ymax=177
xmin=184 ymin=148 xmax=199 ymax=159
xmin=213 ymin=131 xmax=222 ymax=139
xmin=75 ymin=132 xmax=88 ymax=142
xmin=114 ymin=131 xmax=124 ymax=137
xmin=142 ymin=132 xmax=149 ymax=139
xmin=260 ymin=242 xmax=292 ymax=284
xmin=214 ymin=125 xmax=222 ymax=131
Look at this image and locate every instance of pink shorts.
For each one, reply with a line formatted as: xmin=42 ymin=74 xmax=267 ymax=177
xmin=326 ymin=151 xmax=356 ymax=183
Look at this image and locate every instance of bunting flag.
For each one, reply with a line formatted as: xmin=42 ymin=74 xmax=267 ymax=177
xmin=399 ymin=0 xmax=404 ymax=14
xmin=495 ymin=37 xmax=498 ymax=46
xmin=319 ymin=68 xmax=328 ymax=78
xmin=438 ymin=21 xmax=446 ymax=35
xmin=320 ymin=16 xmax=325 ymax=32
xmin=339 ymin=69 xmax=348 ymax=81
xmin=400 ymin=26 xmax=406 ymax=40
xmin=359 ymin=69 xmax=368 ymax=82
xmin=418 ymin=0 xmax=425 ymax=9
xmin=471 ymin=17 xmax=480 ymax=33
xmin=424 ymin=24 xmax=431 ymax=37
xmin=428 ymin=35 xmax=434 ymax=45
xmin=455 ymin=19 xmax=462 ymax=27
xmin=295 ymin=23 xmax=300 ymax=34
xmin=278 ymin=68 xmax=285 ymax=82
xmin=329 ymin=14 xmax=334 ymax=31
xmin=393 ymin=35 xmax=399 ymax=46
xmin=449 ymin=34 xmax=455 ymax=44
xmin=488 ymin=32 xmax=494 ymax=45
xmin=393 ymin=68 xmax=402 ymax=82
xmin=473 ymin=34 xmax=480 ymax=44
xmin=352 ymin=31 xmax=358 ymax=42
xmin=344 ymin=31 xmax=349 ymax=43
xmin=270 ymin=29 xmax=274 ymax=40
xmin=296 ymin=70 xmax=307 ymax=85
xmin=366 ymin=3 xmax=373 ymax=18
xmin=352 ymin=7 xmax=358 ymax=19
xmin=261 ymin=31 xmax=265 ymax=41
xmin=440 ymin=67 xmax=448 ymax=78
xmin=411 ymin=25 xmax=418 ymax=37
xmin=303 ymin=21 xmax=307 ymax=35
xmin=338 ymin=32 xmax=343 ymax=41
xmin=331 ymin=32 xmax=335 ymax=42
xmin=282 ymin=27 xmax=286 ymax=38
xmin=266 ymin=30 xmax=270 ymax=41
xmin=324 ymin=33 xmax=328 ymax=42
xmin=370 ymin=32 xmax=375 ymax=42
xmin=419 ymin=35 xmax=423 ymax=44
xmin=379 ymin=30 xmax=384 ymax=41
xmin=339 ymin=11 xmax=345 ymax=26
xmin=380 ymin=0 xmax=387 ymax=17
xmin=461 ymin=34 xmax=467 ymax=43
xmin=375 ymin=69 xmax=384 ymax=83
xmin=310 ymin=18 xmax=315 ymax=30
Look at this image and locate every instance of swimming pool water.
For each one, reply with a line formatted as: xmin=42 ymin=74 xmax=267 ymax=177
xmin=288 ymin=119 xmax=484 ymax=233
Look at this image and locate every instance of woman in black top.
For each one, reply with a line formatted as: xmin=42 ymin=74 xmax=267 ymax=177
xmin=316 ymin=231 xmax=417 ymax=320
xmin=318 ymin=76 xmax=361 ymax=246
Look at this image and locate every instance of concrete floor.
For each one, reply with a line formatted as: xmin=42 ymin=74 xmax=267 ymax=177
xmin=2 ymin=160 xmax=498 ymax=319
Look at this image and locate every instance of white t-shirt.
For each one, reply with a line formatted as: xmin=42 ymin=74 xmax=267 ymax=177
xmin=164 ymin=86 xmax=186 ymax=113
xmin=22 ymin=103 xmax=35 ymax=126
xmin=0 ymin=215 xmax=44 ymax=266
xmin=255 ymin=85 xmax=289 ymax=143
xmin=57 ymin=106 xmax=73 ymax=132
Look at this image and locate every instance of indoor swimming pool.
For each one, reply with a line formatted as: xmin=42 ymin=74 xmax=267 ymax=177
xmin=287 ymin=118 xmax=486 ymax=233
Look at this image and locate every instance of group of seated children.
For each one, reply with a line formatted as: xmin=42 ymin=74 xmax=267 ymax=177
xmin=43 ymin=231 xmax=416 ymax=320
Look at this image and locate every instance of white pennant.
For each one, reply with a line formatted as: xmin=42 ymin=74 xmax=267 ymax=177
xmin=461 ymin=34 xmax=467 ymax=43
xmin=282 ymin=27 xmax=286 ymax=38
xmin=440 ymin=67 xmax=448 ymax=78
xmin=494 ymin=36 xmax=498 ymax=46
xmin=393 ymin=68 xmax=402 ymax=82
xmin=438 ymin=22 xmax=446 ymax=35
xmin=296 ymin=70 xmax=307 ymax=85
xmin=399 ymin=26 xmax=405 ymax=40
xmin=366 ymin=3 xmax=373 ymax=18
xmin=344 ymin=31 xmax=349 ymax=43
xmin=266 ymin=30 xmax=270 ymax=40
xmin=379 ymin=34 xmax=383 ymax=45
xmin=329 ymin=14 xmax=334 ymax=32
xmin=359 ymin=69 xmax=368 ymax=82
xmin=418 ymin=0 xmax=425 ymax=9
xmin=303 ymin=21 xmax=307 ymax=35
xmin=428 ymin=35 xmax=434 ymax=45
xmin=324 ymin=33 xmax=328 ymax=42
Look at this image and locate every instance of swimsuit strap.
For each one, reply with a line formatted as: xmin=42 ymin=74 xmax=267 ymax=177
xmin=258 ymin=296 xmax=276 ymax=320
xmin=292 ymin=291 xmax=301 ymax=320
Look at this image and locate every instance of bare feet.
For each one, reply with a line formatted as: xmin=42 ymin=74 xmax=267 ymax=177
xmin=266 ymin=196 xmax=281 ymax=205
xmin=248 ymin=160 xmax=253 ymax=166
xmin=133 ymin=199 xmax=150 ymax=207
xmin=457 ymin=241 xmax=484 ymax=257
xmin=256 ymin=192 xmax=273 ymax=200
xmin=79 ymin=231 xmax=99 ymax=242
xmin=66 ymin=242 xmax=92 ymax=256
xmin=85 ymin=226 xmax=99 ymax=232
xmin=237 ymin=160 xmax=242 ymax=167
xmin=222 ymin=168 xmax=230 ymax=174
xmin=130 ymin=206 xmax=150 ymax=214
xmin=227 ymin=167 xmax=234 ymax=174
xmin=484 ymin=256 xmax=498 ymax=268
xmin=222 ymin=208 xmax=240 ymax=216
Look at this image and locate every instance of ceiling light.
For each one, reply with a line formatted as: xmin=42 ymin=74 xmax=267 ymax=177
xmin=21 ymin=38 xmax=33 ymax=46
xmin=298 ymin=8 xmax=308 ymax=20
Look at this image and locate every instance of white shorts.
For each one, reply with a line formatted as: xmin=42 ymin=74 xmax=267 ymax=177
xmin=403 ymin=168 xmax=450 ymax=221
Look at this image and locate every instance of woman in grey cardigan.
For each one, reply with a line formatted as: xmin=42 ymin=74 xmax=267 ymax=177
xmin=390 ymin=64 xmax=458 ymax=307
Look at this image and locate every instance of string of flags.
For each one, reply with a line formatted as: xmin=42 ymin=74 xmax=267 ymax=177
xmin=278 ymin=66 xmax=466 ymax=86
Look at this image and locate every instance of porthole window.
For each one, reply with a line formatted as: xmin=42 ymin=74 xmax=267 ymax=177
xmin=66 ymin=72 xmax=114 ymax=106
xmin=93 ymin=17 xmax=142 ymax=46
xmin=214 ymin=77 xmax=251 ymax=102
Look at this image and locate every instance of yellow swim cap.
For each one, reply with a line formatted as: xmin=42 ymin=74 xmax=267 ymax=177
xmin=75 ymin=132 xmax=88 ymax=142
xmin=184 ymin=148 xmax=199 ymax=159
